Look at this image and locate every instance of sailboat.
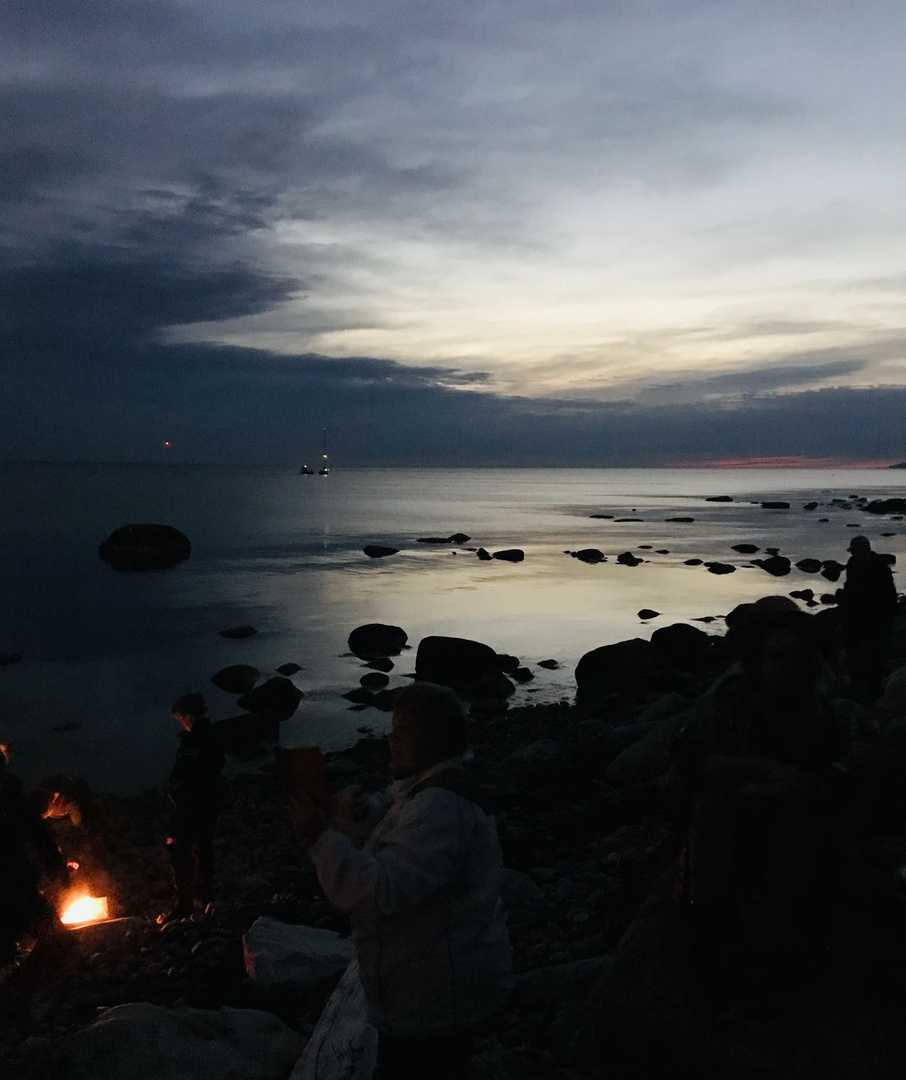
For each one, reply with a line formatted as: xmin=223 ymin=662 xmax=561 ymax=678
xmin=299 ymin=463 xmax=315 ymax=475
xmin=318 ymin=429 xmax=330 ymax=475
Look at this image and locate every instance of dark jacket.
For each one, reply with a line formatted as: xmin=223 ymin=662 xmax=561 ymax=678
xmin=165 ymin=719 xmax=225 ymax=819
xmin=842 ymin=553 xmax=897 ymax=629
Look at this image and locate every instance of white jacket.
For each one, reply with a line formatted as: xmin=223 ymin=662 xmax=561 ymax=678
xmin=308 ymin=757 xmax=512 ymax=1037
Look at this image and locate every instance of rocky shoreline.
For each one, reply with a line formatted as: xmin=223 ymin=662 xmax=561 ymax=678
xmin=3 ymin=591 xmax=906 ymax=1079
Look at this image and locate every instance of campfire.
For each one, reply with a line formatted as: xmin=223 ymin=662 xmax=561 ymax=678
xmin=58 ymin=862 xmax=112 ymax=928
xmin=61 ymin=895 xmax=110 ymax=927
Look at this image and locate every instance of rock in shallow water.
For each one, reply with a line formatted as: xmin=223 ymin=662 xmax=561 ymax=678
xmin=98 ymin=524 xmax=191 ymax=571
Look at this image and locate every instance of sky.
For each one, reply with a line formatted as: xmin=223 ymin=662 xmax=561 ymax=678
xmin=1 ymin=0 xmax=904 ymax=466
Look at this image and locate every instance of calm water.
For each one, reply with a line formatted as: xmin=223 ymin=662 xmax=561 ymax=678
xmin=1 ymin=464 xmax=903 ymax=793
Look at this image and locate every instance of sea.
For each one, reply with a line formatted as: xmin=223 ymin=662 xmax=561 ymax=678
xmin=1 ymin=464 xmax=903 ymax=794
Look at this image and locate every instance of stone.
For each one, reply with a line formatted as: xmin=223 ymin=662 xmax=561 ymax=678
xmin=359 ymin=672 xmax=389 ymax=689
xmin=513 ymin=667 xmax=534 ymax=682
xmin=363 ymin=545 xmax=398 ymax=558
xmin=276 ymin=663 xmax=303 ymax=676
xmin=864 ymin=498 xmax=906 ymax=515
xmin=213 ymin=713 xmax=279 ymax=759
xmin=218 ymin=625 xmax=257 ymax=639
xmin=243 ymin=917 xmax=354 ymax=993
xmin=502 ymin=738 xmax=563 ymax=773
xmin=790 ymin=589 xmax=815 ymax=602
xmin=796 ymin=558 xmax=823 ymax=573
xmin=589 ymin=514 xmax=614 ymax=519
xmin=538 ymin=659 xmax=560 ymax=669
xmin=754 ymin=555 xmax=791 ymax=576
xmin=731 ymin=544 xmax=759 ymax=554
xmin=348 ymin=624 xmax=408 ymax=659
xmin=617 ymin=551 xmax=642 ymax=566
xmin=705 ymin=496 xmax=733 ymax=502
xmin=604 ymin=713 xmax=690 ymax=788
xmin=513 ymin=957 xmax=608 ymax=1010
xmin=665 ymin=517 xmax=695 ymax=523
xmin=365 ymin=657 xmax=394 ymax=672
xmin=821 ymin=560 xmax=846 ymax=582
xmin=571 ymin=548 xmax=607 ymax=564
xmin=575 ymin=639 xmax=667 ymax=704
xmin=476 ymin=547 xmax=492 ymax=560
xmin=497 ymin=653 xmax=521 ymax=673
xmin=236 ymin=677 xmax=303 ymax=720
xmin=210 ymin=665 xmax=260 ymax=694
xmin=492 ymin=549 xmax=525 ymax=562
xmin=49 ymin=1001 xmax=304 ymax=1080
xmin=683 ymin=558 xmax=703 ymax=566
xmin=501 ymin=868 xmax=543 ymax=906
xmin=469 ymin=697 xmax=509 ymax=718
xmin=343 ymin=688 xmax=375 ymax=705
xmin=638 ymin=609 xmax=660 ymax=620
xmin=447 ymin=533 xmax=471 ymax=544
xmin=760 ymin=501 xmax=790 ymax=509
xmin=637 ymin=692 xmax=691 ymax=725
xmin=651 ymin=623 xmax=711 ymax=659
xmin=706 ymin=562 xmax=736 ymax=575
xmin=415 ymin=635 xmax=504 ymax=694
xmin=98 ymin=523 xmax=191 ymax=571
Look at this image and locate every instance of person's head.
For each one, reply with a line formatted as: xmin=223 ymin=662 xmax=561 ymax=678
xmin=388 ymin=682 xmax=467 ymax=779
xmin=730 ymin=597 xmax=821 ymax=697
xmin=848 ymin=535 xmax=872 ymax=560
xmin=171 ymin=693 xmax=207 ymax=732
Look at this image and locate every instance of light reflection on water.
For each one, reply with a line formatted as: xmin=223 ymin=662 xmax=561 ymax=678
xmin=0 ymin=464 xmax=902 ymax=792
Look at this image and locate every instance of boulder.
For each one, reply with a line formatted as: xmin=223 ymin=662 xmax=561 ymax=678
xmin=604 ymin=713 xmax=690 ymax=788
xmin=218 ymin=625 xmax=257 ymax=639
xmin=617 ymin=551 xmax=642 ymax=566
xmin=705 ymin=496 xmax=733 ymax=502
xmin=665 ymin=517 xmax=695 ymax=523
xmin=210 ymin=665 xmax=260 ymax=694
xmin=342 ymin=688 xmax=375 ymax=705
xmin=706 ymin=562 xmax=736 ymax=575
xmin=213 ymin=713 xmax=279 ymax=759
xmin=638 ymin=609 xmax=660 ymax=620
xmin=363 ymin=545 xmax=399 ymax=558
xmin=415 ymin=635 xmax=505 ymax=695
xmin=359 ymin=672 xmax=389 ymax=689
xmin=538 ymin=658 xmax=560 ymax=669
xmin=348 ymin=624 xmax=408 ymax=659
xmin=796 ymin=558 xmax=823 ymax=573
xmin=753 ymin=555 xmax=791 ymax=577
xmin=513 ymin=957 xmax=608 ymax=1010
xmin=575 ymin=639 xmax=668 ymax=705
xmin=236 ymin=677 xmax=303 ymax=720
xmin=760 ymin=501 xmax=790 ymax=509
xmin=365 ymin=657 xmax=394 ymax=672
xmin=476 ymin=547 xmax=493 ymax=560
xmin=501 ymin=868 xmax=543 ymax=907
xmin=447 ymin=533 xmax=471 ymax=544
xmin=513 ymin=666 xmax=534 ymax=682
xmin=821 ymin=560 xmax=846 ymax=582
xmin=276 ymin=663 xmax=303 ymax=676
xmin=637 ymin=692 xmax=691 ymax=725
xmin=683 ymin=558 xmax=703 ymax=566
xmin=98 ymin=523 xmax=191 ymax=571
xmin=243 ymin=916 xmax=354 ymax=994
xmin=48 ymin=1002 xmax=304 ymax=1080
xmin=864 ymin=498 xmax=906 ymax=515
xmin=572 ymin=548 xmax=607 ymax=564
xmin=496 ymin=653 xmax=520 ymax=673
xmin=651 ymin=623 xmax=711 ymax=660
xmin=492 ymin=548 xmax=525 ymax=562
xmin=731 ymin=544 xmax=759 ymax=554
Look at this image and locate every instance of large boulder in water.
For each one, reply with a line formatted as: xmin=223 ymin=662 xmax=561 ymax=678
xmin=98 ymin=523 xmax=190 ymax=571
xmin=651 ymin=623 xmax=712 ymax=666
xmin=415 ymin=635 xmax=514 ymax=697
xmin=213 ymin=712 xmax=279 ymax=759
xmin=348 ymin=623 xmax=408 ymax=659
xmin=236 ymin=677 xmax=303 ymax=720
xmin=210 ymin=665 xmax=260 ymax=694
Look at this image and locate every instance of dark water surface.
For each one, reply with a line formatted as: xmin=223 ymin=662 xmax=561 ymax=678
xmin=1 ymin=464 xmax=902 ymax=792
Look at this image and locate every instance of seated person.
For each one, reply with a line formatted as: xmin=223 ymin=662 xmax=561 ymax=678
xmin=671 ymin=597 xmax=851 ymax=1020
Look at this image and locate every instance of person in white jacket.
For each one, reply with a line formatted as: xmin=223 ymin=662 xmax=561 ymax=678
xmin=291 ymin=681 xmax=512 ymax=1080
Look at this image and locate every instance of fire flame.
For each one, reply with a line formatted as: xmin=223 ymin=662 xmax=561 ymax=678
xmin=61 ymin=895 xmax=109 ymax=925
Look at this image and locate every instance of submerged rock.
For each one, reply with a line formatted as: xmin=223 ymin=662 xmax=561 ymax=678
xmin=638 ymin=609 xmax=660 ymax=620
xmin=218 ymin=625 xmax=257 ymax=639
xmin=754 ymin=555 xmax=792 ymax=577
xmin=236 ymin=677 xmax=303 ymax=720
xmin=348 ymin=623 xmax=408 ymax=659
xmin=363 ymin=545 xmax=399 ymax=558
xmin=617 ymin=551 xmax=642 ymax=566
xmin=760 ymin=501 xmax=790 ymax=509
xmin=706 ymin=562 xmax=736 ymax=575
xmin=731 ymin=544 xmax=759 ymax=554
xmin=360 ymin=671 xmax=390 ymax=689
xmin=210 ymin=665 xmax=260 ymax=695
xmin=572 ymin=548 xmax=607 ymax=564
xmin=796 ymin=558 xmax=823 ymax=573
xmin=98 ymin=523 xmax=191 ymax=571
xmin=276 ymin=663 xmax=303 ymax=676
xmin=492 ymin=548 xmax=525 ymax=562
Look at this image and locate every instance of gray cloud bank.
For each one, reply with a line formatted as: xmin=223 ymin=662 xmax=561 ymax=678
xmin=1 ymin=0 xmax=903 ymax=465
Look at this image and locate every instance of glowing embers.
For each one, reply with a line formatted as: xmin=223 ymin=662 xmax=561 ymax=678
xmin=61 ymin=894 xmax=110 ymax=926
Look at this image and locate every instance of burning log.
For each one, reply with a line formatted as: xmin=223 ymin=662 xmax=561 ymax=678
xmin=61 ymin=895 xmax=109 ymax=927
